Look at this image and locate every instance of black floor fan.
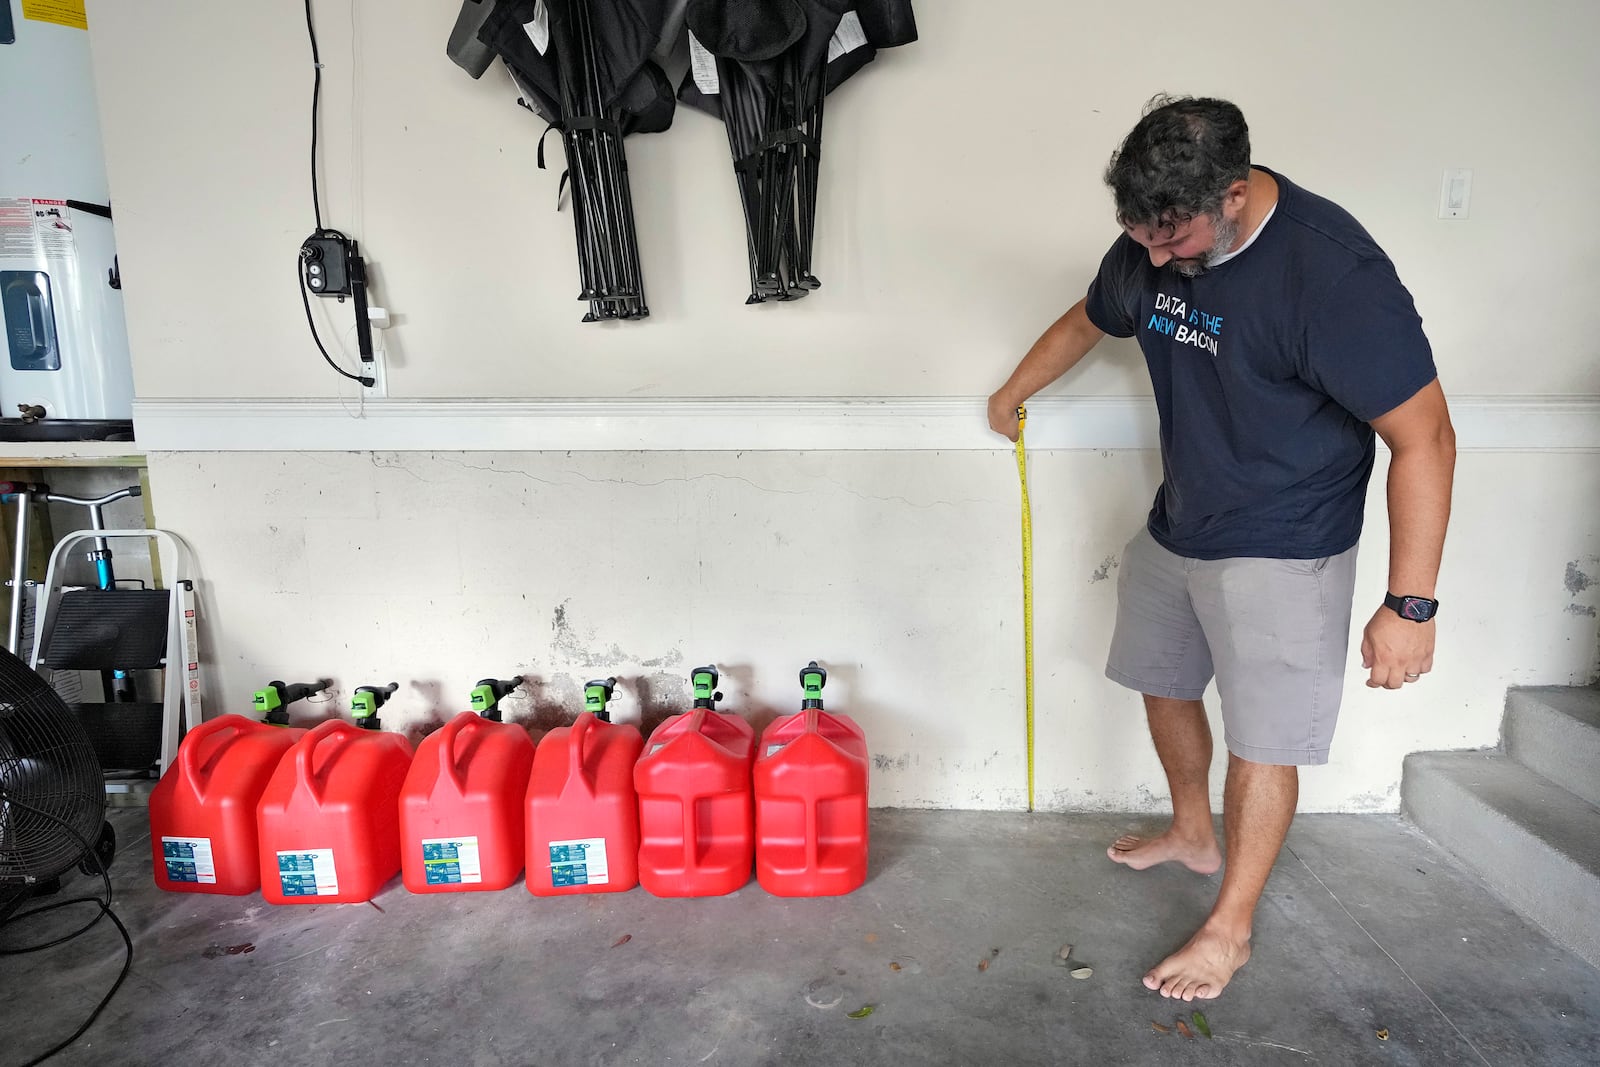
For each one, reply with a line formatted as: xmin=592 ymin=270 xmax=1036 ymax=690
xmin=0 ymin=646 xmax=112 ymax=921
xmin=0 ymin=645 xmax=131 ymax=1065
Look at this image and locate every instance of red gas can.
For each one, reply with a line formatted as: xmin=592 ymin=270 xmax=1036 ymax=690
xmin=257 ymin=719 xmax=414 ymax=905
xmin=634 ymin=667 xmax=756 ymax=897
xmin=399 ymin=709 xmax=535 ymax=893
xmin=753 ymin=663 xmax=870 ymax=897
xmin=526 ymin=679 xmax=643 ymax=896
xmin=149 ymin=715 xmax=304 ymax=894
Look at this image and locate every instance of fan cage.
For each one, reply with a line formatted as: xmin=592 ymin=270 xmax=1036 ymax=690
xmin=0 ymin=650 xmax=107 ymax=882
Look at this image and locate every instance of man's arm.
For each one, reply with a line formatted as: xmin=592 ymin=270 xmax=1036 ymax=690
xmin=1362 ymin=378 xmax=1457 ymax=689
xmin=987 ymin=299 xmax=1106 ymax=441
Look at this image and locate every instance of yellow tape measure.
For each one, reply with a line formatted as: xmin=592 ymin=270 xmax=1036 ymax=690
xmin=1015 ymin=405 xmax=1035 ymax=812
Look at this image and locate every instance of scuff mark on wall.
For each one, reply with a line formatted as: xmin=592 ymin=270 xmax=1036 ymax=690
xmin=1344 ymin=782 xmax=1402 ymax=813
xmin=517 ymin=673 xmax=584 ymax=736
xmin=549 ymin=599 xmax=604 ymax=667
xmin=1089 ymin=555 xmax=1119 ymax=583
xmin=400 ymin=679 xmax=450 ymax=745
xmin=548 ymin=600 xmax=685 ymax=678
xmin=1565 ymin=560 xmax=1595 ymax=595
xmin=1565 ymin=557 xmax=1599 ymax=621
xmin=633 ymin=671 xmax=690 ymax=735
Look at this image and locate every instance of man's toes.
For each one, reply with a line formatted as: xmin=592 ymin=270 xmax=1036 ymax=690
xmin=1113 ymin=835 xmax=1142 ymax=852
xmin=1142 ymin=971 xmax=1160 ymax=991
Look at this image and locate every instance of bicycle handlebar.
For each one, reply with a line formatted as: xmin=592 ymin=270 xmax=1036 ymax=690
xmin=42 ymin=485 xmax=142 ymax=508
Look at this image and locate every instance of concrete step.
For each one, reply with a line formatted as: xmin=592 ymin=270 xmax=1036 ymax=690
xmin=1402 ymin=750 xmax=1600 ymax=971
xmin=1506 ymin=686 xmax=1600 ymax=809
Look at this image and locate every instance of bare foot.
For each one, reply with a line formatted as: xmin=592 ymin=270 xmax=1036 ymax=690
xmin=1142 ymin=924 xmax=1251 ymax=1001
xmin=1107 ymin=828 xmax=1222 ymax=874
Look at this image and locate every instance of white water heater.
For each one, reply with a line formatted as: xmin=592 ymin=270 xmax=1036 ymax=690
xmin=0 ymin=1 xmax=134 ymax=434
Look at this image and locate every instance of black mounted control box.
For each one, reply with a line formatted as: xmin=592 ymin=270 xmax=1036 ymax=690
xmin=301 ymin=234 xmax=352 ymax=297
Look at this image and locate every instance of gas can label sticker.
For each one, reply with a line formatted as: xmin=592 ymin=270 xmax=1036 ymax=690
xmin=765 ymin=742 xmax=788 ymax=757
xmin=161 ymin=836 xmax=216 ymax=884
xmin=548 ymin=838 xmax=609 ymax=887
xmin=277 ymin=849 xmax=339 ymax=897
xmin=422 ymin=837 xmax=482 ymax=885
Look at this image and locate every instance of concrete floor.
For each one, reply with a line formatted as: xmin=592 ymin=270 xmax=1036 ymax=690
xmin=2 ymin=810 xmax=1597 ymax=1067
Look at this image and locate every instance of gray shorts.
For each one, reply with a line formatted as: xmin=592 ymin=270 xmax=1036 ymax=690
xmin=1105 ymin=527 xmax=1359 ymax=766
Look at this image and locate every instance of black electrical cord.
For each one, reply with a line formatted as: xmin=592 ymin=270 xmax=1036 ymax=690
xmin=300 ymin=0 xmax=373 ymax=389
xmin=0 ymin=796 xmax=134 ymax=1067
xmin=298 ymin=253 xmax=374 ymax=387
xmin=305 ymin=0 xmax=324 ymax=233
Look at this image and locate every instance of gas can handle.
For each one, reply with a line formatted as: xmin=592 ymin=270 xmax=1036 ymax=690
xmin=436 ymin=712 xmax=484 ymax=793
xmin=177 ymin=716 xmax=245 ymax=799
xmin=567 ymin=711 xmax=599 ymax=790
xmin=293 ymin=719 xmax=357 ymax=805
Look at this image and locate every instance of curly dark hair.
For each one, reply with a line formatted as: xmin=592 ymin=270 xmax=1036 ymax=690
xmin=1104 ymin=95 xmax=1251 ymax=231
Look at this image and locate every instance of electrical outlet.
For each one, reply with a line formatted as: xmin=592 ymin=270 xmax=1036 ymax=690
xmin=364 ymin=347 xmax=387 ymax=397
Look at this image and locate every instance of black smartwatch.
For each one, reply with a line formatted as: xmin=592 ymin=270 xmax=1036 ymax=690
xmin=1384 ymin=592 xmax=1439 ymax=622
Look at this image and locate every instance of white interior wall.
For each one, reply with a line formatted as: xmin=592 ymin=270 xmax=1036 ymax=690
xmin=76 ymin=0 xmax=1600 ymax=811
xmin=87 ymin=0 xmax=1599 ymax=399
xmin=146 ymin=449 xmax=1600 ymax=812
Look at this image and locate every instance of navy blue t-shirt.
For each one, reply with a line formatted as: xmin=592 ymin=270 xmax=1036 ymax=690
xmin=1084 ymin=167 xmax=1437 ymax=560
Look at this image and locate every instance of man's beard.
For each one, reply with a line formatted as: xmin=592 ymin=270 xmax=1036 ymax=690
xmin=1171 ymin=213 xmax=1241 ymax=278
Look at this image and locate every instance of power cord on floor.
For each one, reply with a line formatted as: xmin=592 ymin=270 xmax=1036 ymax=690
xmin=0 ymin=796 xmax=134 ymax=1067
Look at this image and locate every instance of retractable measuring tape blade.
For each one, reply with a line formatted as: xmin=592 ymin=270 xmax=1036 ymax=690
xmin=1015 ymin=405 xmax=1035 ymax=812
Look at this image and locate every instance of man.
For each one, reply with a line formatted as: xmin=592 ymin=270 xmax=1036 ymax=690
xmin=987 ymin=96 xmax=1455 ymax=1001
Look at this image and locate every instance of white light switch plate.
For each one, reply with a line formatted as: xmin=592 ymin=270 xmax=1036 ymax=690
xmin=1439 ymin=168 xmax=1472 ymax=219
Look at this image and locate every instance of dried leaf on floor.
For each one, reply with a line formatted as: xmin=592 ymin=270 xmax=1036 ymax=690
xmin=1057 ymin=943 xmax=1073 ymax=960
xmin=1151 ymin=1022 xmax=1171 ymax=1034
xmin=1191 ymin=1011 xmax=1212 ymax=1039
xmin=1069 ymin=967 xmax=1093 ymax=980
xmin=611 ymin=934 xmax=632 ymax=948
xmin=889 ymin=962 xmax=902 ymax=972
xmin=978 ymin=959 xmax=990 ymax=972
xmin=848 ymin=1005 xmax=875 ymax=1019
xmin=1175 ymin=1020 xmax=1194 ymax=1039
xmin=201 ymin=942 xmax=256 ymax=959
xmin=1376 ymin=1029 xmax=1390 ymax=1041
